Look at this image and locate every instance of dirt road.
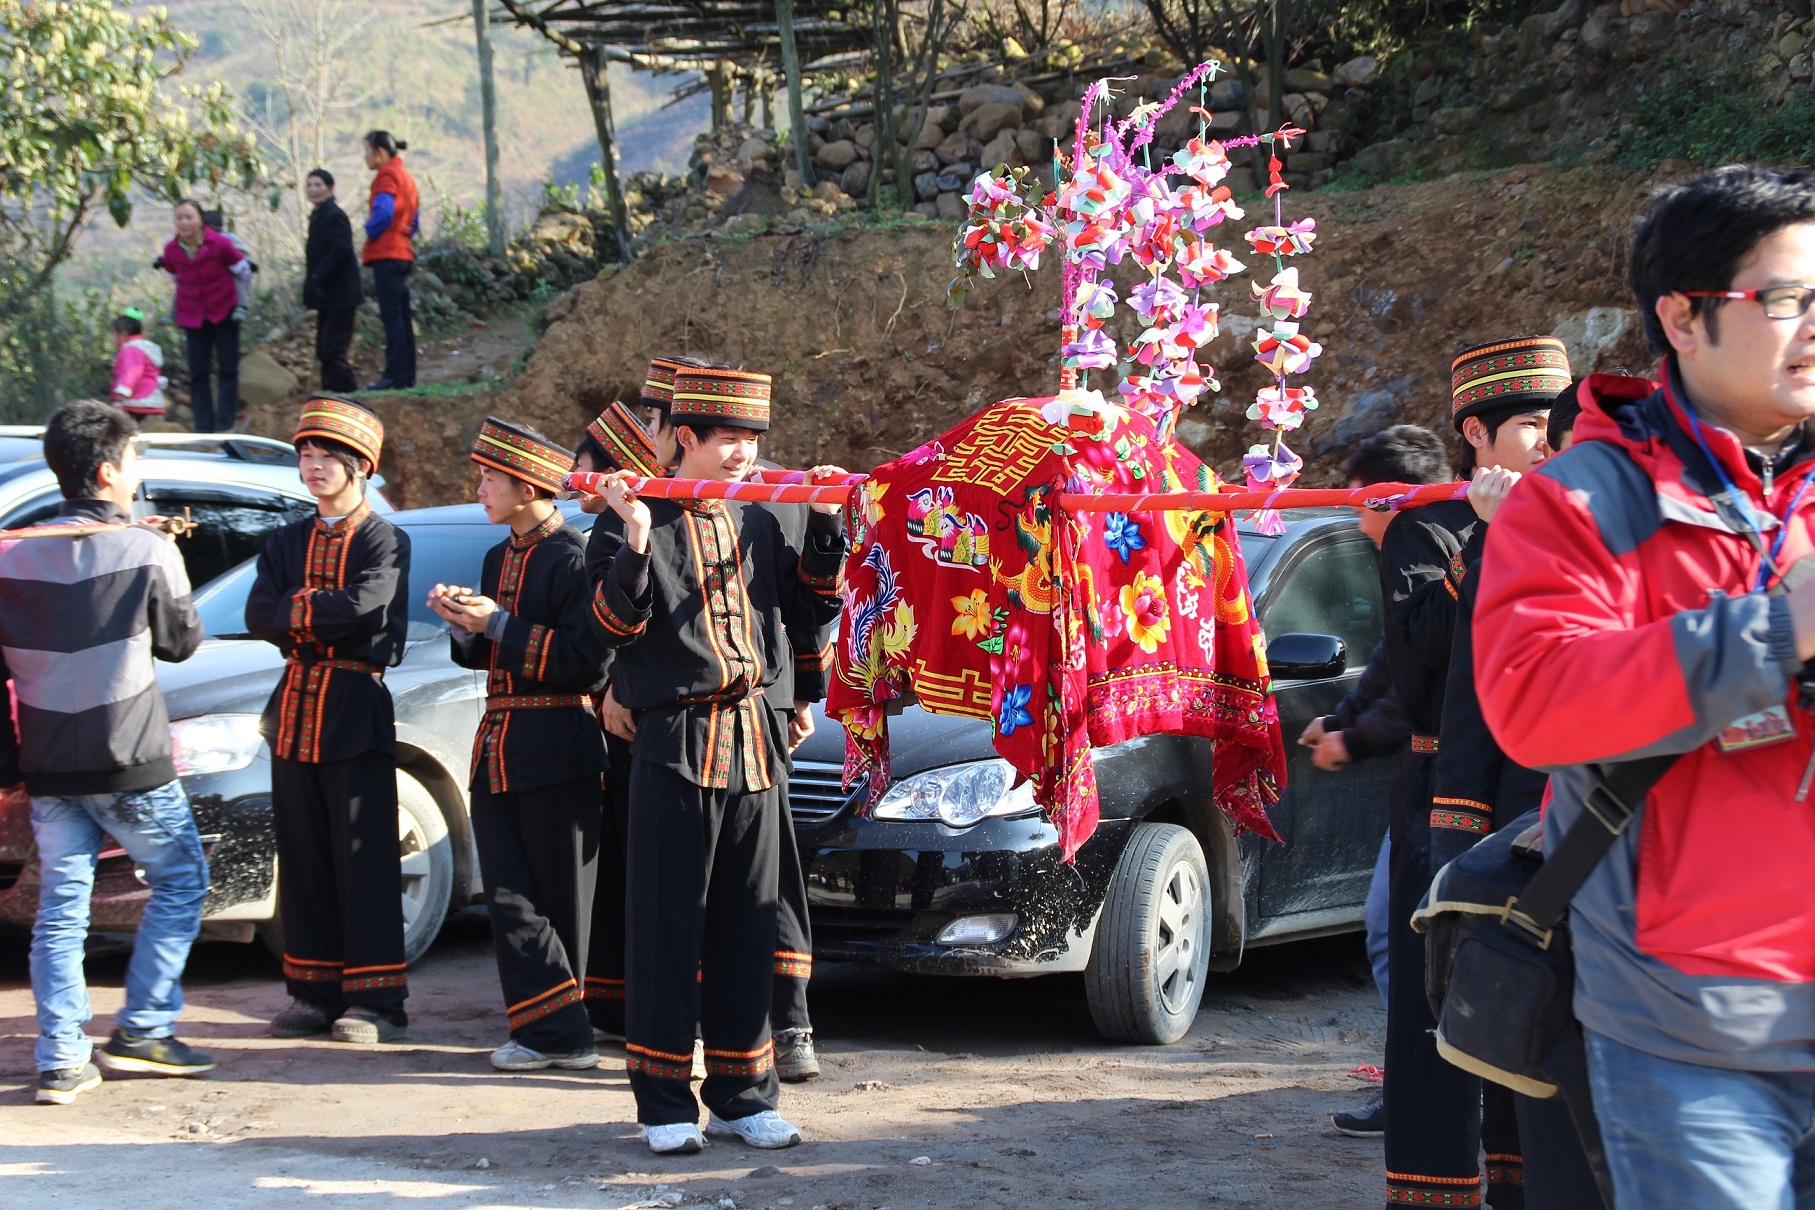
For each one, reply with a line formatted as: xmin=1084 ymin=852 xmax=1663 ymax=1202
xmin=0 ymin=917 xmax=1386 ymax=1208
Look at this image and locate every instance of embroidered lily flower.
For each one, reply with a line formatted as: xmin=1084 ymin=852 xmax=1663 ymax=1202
xmin=997 ymin=683 xmax=1035 ymax=736
xmin=1248 ymin=384 xmax=1320 ymax=431
xmin=1252 ymin=266 xmax=1313 ymax=320
xmin=1103 ymin=512 xmax=1147 ymax=564
xmin=950 ymin=589 xmax=993 ymax=639
xmin=1119 ymin=572 xmax=1172 ymax=654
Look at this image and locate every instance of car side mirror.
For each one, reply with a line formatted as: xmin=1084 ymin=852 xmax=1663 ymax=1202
xmin=1268 ymin=632 xmax=1347 ymax=681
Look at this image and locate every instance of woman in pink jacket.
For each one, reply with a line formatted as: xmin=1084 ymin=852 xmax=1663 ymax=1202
xmin=156 ymin=199 xmax=244 ymax=432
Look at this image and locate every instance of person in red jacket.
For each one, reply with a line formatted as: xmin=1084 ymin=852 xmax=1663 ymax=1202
xmin=156 ymin=199 xmax=245 ymax=432
xmin=361 ymin=131 xmax=419 ymax=391
xmin=1475 ymin=164 xmax=1815 ymax=1209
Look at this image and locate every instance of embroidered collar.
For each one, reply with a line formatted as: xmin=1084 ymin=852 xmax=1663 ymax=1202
xmin=509 ymin=509 xmax=564 ymax=549
xmin=314 ymin=500 xmax=371 ymax=536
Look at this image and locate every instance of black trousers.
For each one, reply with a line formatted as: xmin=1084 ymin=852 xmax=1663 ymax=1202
xmin=369 ymin=259 xmax=415 ymax=388
xmin=470 ymin=776 xmax=600 ymax=1054
xmin=271 ymin=751 xmax=407 ymax=1021
xmin=584 ymin=736 xmax=633 ymax=1033
xmin=315 ymin=306 xmax=358 ymax=393
xmin=773 ymin=772 xmax=813 ymax=1034
xmin=626 ymin=759 xmax=781 ymax=1126
xmin=589 ymin=733 xmax=813 ymax=1037
xmin=184 ymin=318 xmax=240 ymax=432
xmin=1384 ymin=782 xmax=1522 ymax=1209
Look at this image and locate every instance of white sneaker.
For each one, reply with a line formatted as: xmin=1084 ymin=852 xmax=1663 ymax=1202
xmin=643 ymin=1122 xmax=708 ymax=1154
xmin=706 ymin=1109 xmax=802 ymax=1149
xmin=490 ymin=1040 xmax=600 ymax=1071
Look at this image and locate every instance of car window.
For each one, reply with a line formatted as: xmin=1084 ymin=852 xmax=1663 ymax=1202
xmin=194 ymin=523 xmax=501 ymax=642
xmin=0 ymin=491 xmax=63 ymax=530
xmin=1260 ymin=536 xmax=1382 ymax=660
xmin=141 ymin=484 xmax=319 ymax=589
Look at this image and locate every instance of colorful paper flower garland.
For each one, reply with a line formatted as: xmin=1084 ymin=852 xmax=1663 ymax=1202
xmin=948 ymin=62 xmax=1322 ymax=531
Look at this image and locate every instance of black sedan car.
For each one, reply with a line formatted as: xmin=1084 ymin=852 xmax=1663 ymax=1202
xmin=0 ymin=503 xmax=1389 ymax=1044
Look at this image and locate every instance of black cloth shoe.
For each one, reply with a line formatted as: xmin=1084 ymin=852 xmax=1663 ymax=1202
xmin=270 ymin=998 xmax=335 ymax=1038
xmin=1331 ymin=1091 xmax=1385 ymax=1137
xmin=36 ymin=1062 xmax=102 ymax=1104
xmin=774 ymin=1028 xmax=821 ymax=1082
xmin=332 ymin=1005 xmax=407 ymax=1044
xmin=99 ymin=1030 xmax=217 ymax=1076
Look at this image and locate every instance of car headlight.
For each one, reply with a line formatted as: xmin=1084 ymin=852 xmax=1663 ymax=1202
xmin=871 ymin=759 xmax=1039 ymax=828
xmin=170 ymin=714 xmax=266 ymax=777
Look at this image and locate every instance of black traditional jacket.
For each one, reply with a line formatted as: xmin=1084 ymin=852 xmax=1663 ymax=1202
xmin=1378 ymin=497 xmax=1478 ymax=848
xmin=586 ymin=499 xmax=845 ymax=789
xmin=1320 ymin=639 xmax=1410 ymax=763
xmin=1428 ymin=546 xmax=1548 ymax=868
xmin=450 ymin=512 xmax=608 ymax=794
xmin=246 ymin=501 xmax=410 ymax=764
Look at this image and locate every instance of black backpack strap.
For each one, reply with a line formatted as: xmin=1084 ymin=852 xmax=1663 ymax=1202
xmin=1500 ymin=754 xmax=1678 ymax=948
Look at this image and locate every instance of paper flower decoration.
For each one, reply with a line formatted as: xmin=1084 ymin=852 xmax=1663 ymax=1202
xmin=1171 ymin=302 xmax=1219 ymax=350
xmin=1243 ymin=441 xmax=1305 ymax=536
xmin=1156 ymin=360 xmax=1212 ymax=406
xmin=1176 ymin=183 xmax=1245 ymax=232
xmin=1175 ymin=239 xmax=1244 ymax=289
xmin=1066 ymin=215 xmax=1130 ymax=272
xmin=954 ymin=168 xmax=1056 ymax=282
xmin=1062 ymin=326 xmax=1118 ymax=370
xmin=1253 ymin=322 xmax=1323 ymax=377
xmin=1245 ymin=217 xmax=1317 ymax=258
xmin=1057 ymin=153 xmax=1133 ymax=217
xmin=1248 ymin=384 xmax=1319 ymax=431
xmin=1252 ymin=267 xmax=1313 ymax=321
xmin=1129 ymin=276 xmax=1187 ymax=324
xmin=1076 ymin=279 xmax=1118 ymax=328
xmin=1172 ymin=136 xmax=1232 ymax=187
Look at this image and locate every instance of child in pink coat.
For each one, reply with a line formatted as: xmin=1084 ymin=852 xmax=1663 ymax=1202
xmin=110 ymin=310 xmax=168 ymax=419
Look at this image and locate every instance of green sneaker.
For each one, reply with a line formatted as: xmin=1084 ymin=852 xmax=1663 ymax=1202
xmin=98 ymin=1030 xmax=216 ymax=1077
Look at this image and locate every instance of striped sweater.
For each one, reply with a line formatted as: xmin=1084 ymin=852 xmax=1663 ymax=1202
xmin=0 ymin=499 xmax=202 ymax=795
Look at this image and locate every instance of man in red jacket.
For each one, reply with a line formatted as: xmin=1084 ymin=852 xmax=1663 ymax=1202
xmin=1475 ymin=164 xmax=1815 ymax=1208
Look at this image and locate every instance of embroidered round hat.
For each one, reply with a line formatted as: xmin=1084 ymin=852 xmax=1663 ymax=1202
xmin=295 ymin=396 xmax=384 ymax=467
xmin=1449 ymin=336 xmax=1573 ymax=430
xmin=641 ymin=356 xmax=684 ymax=412
xmin=585 ymin=400 xmax=662 ymax=478
xmin=470 ymin=416 xmax=576 ymax=494
xmin=670 ymin=366 xmax=772 ymax=433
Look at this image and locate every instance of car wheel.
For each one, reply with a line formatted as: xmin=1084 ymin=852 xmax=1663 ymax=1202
xmin=256 ymin=770 xmax=455 ymax=966
xmin=1084 ymin=822 xmax=1212 ymax=1044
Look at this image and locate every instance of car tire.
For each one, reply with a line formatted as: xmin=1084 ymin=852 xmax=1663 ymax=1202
xmin=1084 ymin=822 xmax=1213 ymax=1045
xmin=255 ymin=769 xmax=455 ymax=967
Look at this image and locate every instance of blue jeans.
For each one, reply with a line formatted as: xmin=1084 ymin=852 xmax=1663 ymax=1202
xmin=1363 ymin=829 xmax=1390 ymax=1010
xmin=1587 ymin=1028 xmax=1815 ymax=1209
xmin=30 ymin=780 xmax=209 ymax=1071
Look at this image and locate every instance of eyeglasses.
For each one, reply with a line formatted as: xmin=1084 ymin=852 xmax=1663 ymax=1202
xmin=1681 ymin=285 xmax=1815 ymax=320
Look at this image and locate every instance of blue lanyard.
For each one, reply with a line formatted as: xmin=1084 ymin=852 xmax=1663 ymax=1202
xmin=1683 ymin=405 xmax=1815 ymax=592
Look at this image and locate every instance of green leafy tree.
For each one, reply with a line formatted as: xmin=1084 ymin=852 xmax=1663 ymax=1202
xmin=1 ymin=0 xmax=264 ymax=320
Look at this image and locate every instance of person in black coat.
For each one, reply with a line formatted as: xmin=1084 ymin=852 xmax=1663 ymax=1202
xmin=303 ymin=169 xmax=363 ymax=393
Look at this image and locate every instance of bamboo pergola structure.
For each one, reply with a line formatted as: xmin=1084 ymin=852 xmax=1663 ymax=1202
xmin=492 ymin=0 xmax=872 ymax=247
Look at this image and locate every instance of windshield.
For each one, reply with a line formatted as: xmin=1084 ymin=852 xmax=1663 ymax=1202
xmin=194 ymin=523 xmax=514 ymax=642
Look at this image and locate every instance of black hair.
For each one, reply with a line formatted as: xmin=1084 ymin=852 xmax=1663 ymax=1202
xmin=295 ymin=434 xmax=370 ymax=480
xmin=1548 ymin=379 xmax=1586 ymax=450
xmin=44 ymin=401 xmax=138 ymax=499
xmin=1629 ymin=164 xmax=1815 ymax=355
xmin=1344 ymin=424 xmax=1450 ymax=487
xmin=111 ymin=314 xmax=143 ymax=337
xmin=574 ymin=434 xmax=614 ymax=473
xmin=677 ymin=422 xmax=762 ymax=444
xmin=307 ymin=167 xmax=335 ymax=190
xmin=1457 ymin=401 xmax=1551 ymax=475
xmin=365 ymin=130 xmax=408 ymax=156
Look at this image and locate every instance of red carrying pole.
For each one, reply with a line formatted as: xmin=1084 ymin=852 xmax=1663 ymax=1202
xmin=564 ymin=472 xmax=1471 ymax=515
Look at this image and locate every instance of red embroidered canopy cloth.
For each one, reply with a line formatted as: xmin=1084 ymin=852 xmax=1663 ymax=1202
xmin=826 ymin=394 xmax=1286 ymax=860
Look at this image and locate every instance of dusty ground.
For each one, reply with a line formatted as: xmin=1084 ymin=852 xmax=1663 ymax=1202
xmin=0 ymin=917 xmax=1387 ymax=1208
